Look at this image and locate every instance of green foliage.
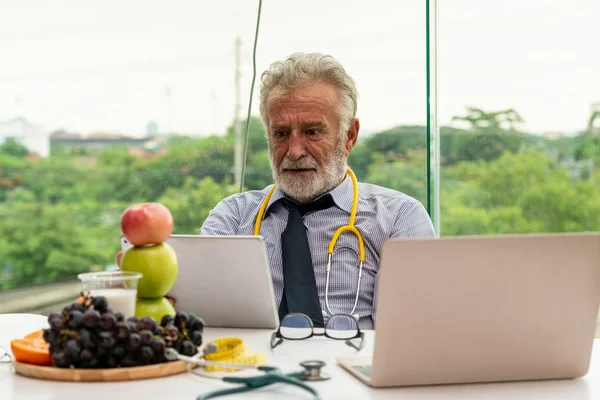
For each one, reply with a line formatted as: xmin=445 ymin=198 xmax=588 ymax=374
xmin=0 ymin=202 xmax=117 ymax=289
xmin=243 ymin=150 xmax=274 ymax=191
xmin=0 ymin=138 xmax=30 ymax=158
xmin=158 ymin=177 xmax=238 ymax=234
xmin=2 ymin=107 xmax=600 ymax=290
xmin=347 ymin=143 xmax=374 ymax=180
xmin=573 ymin=134 xmax=600 ymax=164
xmin=440 ymin=128 xmax=528 ymax=165
xmin=440 ymin=205 xmax=535 ymax=236
xmin=365 ymin=149 xmax=427 ymax=206
xmin=362 ymin=126 xmax=426 ymax=159
xmin=0 ymin=154 xmax=28 ymax=201
xmin=440 ymin=150 xmax=600 ymax=235
xmin=452 ymin=107 xmax=525 ymax=131
xmin=226 ymin=116 xmax=268 ymax=156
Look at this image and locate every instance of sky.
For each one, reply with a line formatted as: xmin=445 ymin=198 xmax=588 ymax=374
xmin=0 ymin=0 xmax=599 ymax=137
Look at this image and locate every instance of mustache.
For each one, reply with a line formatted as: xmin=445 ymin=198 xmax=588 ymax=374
xmin=280 ymin=157 xmax=318 ymax=170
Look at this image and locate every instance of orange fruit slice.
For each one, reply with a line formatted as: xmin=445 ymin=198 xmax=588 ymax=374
xmin=10 ymin=330 xmax=53 ymax=366
xmin=24 ymin=329 xmax=44 ymax=341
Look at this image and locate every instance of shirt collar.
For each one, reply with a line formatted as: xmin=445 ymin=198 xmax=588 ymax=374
xmin=263 ymin=172 xmax=354 ymax=217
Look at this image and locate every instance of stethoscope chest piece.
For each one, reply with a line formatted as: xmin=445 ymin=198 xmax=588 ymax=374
xmin=299 ymin=360 xmax=330 ymax=381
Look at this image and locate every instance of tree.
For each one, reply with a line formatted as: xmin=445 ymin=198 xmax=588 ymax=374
xmin=225 ymin=116 xmax=268 ymax=157
xmin=21 ymin=158 xmax=89 ymax=204
xmin=2 ymin=110 xmax=600 ymax=290
xmin=133 ymin=135 xmax=235 ymax=201
xmin=440 ymin=205 xmax=536 ymax=236
xmin=242 ymin=149 xmax=274 ymax=190
xmin=365 ymin=149 xmax=428 ymax=206
xmin=347 ymin=142 xmax=374 ymax=180
xmin=517 ymin=178 xmax=600 ymax=232
xmin=0 ymin=138 xmax=29 ymax=158
xmin=0 ymin=202 xmax=116 ymax=289
xmin=479 ymin=151 xmax=564 ymax=207
xmin=158 ymin=177 xmax=238 ymax=234
xmin=452 ymin=107 xmax=525 ymax=131
xmin=440 ymin=150 xmax=600 ymax=235
xmin=588 ymin=108 xmax=600 ymax=134
xmin=441 ymin=129 xmax=527 ymax=165
xmin=0 ymin=155 xmax=28 ymax=202
xmin=363 ymin=126 xmax=426 ymax=159
xmin=573 ymin=133 xmax=600 ymax=165
xmin=441 ymin=107 xmax=529 ymax=165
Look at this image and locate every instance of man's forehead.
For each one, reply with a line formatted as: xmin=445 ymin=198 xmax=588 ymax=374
xmin=267 ymin=84 xmax=337 ymax=123
xmin=267 ymin=82 xmax=338 ymax=108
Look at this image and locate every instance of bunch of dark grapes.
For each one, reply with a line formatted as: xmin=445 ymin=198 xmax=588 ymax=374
xmin=43 ymin=292 xmax=204 ymax=369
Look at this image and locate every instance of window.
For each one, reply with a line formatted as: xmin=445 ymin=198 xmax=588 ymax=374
xmin=2 ymin=1 xmax=598 ymax=317
xmin=436 ymin=0 xmax=600 ymax=236
xmin=0 ymin=1 xmax=429 ymax=311
xmin=0 ymin=2 xmax=260 ymax=308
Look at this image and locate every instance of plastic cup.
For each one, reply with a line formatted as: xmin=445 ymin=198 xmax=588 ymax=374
xmin=77 ymin=271 xmax=142 ymax=317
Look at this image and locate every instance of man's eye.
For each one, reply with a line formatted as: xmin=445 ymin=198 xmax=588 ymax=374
xmin=306 ymin=129 xmax=319 ymax=135
xmin=274 ymin=131 xmax=287 ymax=137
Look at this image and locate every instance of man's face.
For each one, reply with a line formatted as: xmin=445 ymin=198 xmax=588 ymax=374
xmin=266 ymin=81 xmax=359 ymax=203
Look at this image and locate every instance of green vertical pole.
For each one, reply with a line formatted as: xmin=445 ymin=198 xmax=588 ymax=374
xmin=426 ymin=0 xmax=432 ymax=216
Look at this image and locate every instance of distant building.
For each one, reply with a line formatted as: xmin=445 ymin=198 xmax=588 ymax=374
xmin=50 ymin=130 xmax=162 ymax=155
xmin=539 ymin=130 xmax=582 ymax=140
xmin=0 ymin=117 xmax=49 ymax=157
xmin=146 ymin=120 xmax=159 ymax=136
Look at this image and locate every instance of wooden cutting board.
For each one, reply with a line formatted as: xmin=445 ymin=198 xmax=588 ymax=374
xmin=12 ymin=359 xmax=196 ymax=382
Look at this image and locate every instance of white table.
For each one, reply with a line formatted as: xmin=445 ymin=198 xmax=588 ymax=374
xmin=1 ymin=313 xmax=599 ymax=399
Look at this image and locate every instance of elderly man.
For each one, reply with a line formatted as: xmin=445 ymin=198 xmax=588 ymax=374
xmin=200 ymin=52 xmax=435 ymax=329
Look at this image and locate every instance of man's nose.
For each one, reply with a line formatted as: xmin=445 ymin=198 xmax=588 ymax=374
xmin=286 ymin=131 xmax=307 ymax=160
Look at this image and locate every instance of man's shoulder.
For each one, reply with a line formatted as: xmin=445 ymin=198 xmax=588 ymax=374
xmin=217 ymin=185 xmax=274 ymax=209
xmin=357 ymin=181 xmax=423 ymax=208
xmin=357 ymin=181 xmax=435 ymax=236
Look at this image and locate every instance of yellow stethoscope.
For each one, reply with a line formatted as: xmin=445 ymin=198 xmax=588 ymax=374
xmin=253 ymin=168 xmax=365 ymax=319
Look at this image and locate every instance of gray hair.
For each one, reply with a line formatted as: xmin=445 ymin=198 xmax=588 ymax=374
xmin=259 ymin=52 xmax=358 ymax=136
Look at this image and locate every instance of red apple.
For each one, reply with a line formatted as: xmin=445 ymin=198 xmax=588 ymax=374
xmin=121 ymin=203 xmax=173 ymax=246
xmin=116 ymin=250 xmax=123 ymax=267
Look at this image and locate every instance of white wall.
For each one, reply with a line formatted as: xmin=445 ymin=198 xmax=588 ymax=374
xmin=0 ymin=117 xmax=49 ymax=157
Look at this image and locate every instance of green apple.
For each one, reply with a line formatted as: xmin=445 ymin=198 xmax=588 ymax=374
xmin=120 ymin=242 xmax=178 ymax=298
xmin=135 ymin=297 xmax=176 ymax=321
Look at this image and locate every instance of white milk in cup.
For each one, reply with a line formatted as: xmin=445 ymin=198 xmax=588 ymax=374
xmin=78 ymin=271 xmax=142 ymax=317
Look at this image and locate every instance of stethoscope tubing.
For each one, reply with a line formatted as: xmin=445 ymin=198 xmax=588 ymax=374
xmin=254 ymin=169 xmax=365 ymax=318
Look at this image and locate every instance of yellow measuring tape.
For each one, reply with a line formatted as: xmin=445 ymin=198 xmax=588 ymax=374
xmin=202 ymin=338 xmax=266 ymax=372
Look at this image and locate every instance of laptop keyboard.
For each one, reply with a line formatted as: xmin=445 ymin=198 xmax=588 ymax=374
xmin=352 ymin=365 xmax=372 ymax=378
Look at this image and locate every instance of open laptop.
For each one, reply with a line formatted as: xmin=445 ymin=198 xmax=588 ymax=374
xmin=337 ymin=232 xmax=600 ymax=387
xmin=121 ymin=234 xmax=279 ymax=329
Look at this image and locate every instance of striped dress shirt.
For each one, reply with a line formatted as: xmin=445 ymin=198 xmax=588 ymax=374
xmin=199 ymin=173 xmax=436 ymax=329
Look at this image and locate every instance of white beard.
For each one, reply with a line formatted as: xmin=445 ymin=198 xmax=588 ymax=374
xmin=269 ymin=139 xmax=348 ymax=204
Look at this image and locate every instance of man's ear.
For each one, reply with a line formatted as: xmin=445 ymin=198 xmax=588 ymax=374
xmin=344 ymin=118 xmax=360 ymax=155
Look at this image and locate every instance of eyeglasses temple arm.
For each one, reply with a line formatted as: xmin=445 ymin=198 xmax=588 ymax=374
xmin=270 ymin=332 xmax=283 ymax=349
xmin=346 ymin=332 xmax=365 ymax=351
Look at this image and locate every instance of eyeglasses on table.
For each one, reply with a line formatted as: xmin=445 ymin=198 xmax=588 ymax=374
xmin=270 ymin=313 xmax=365 ymax=351
xmin=0 ymin=346 xmax=12 ymax=364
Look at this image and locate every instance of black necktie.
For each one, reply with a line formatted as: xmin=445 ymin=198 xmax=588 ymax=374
xmin=279 ymin=194 xmax=335 ymax=328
